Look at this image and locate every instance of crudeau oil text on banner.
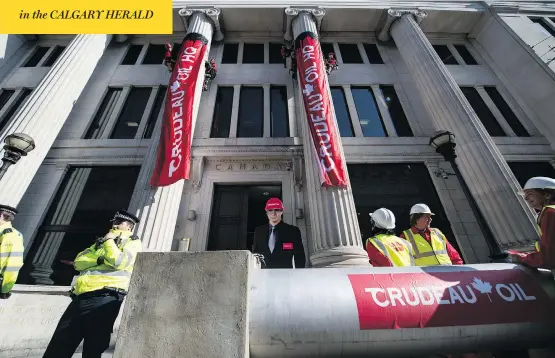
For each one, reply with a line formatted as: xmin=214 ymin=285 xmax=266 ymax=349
xmin=348 ymin=269 xmax=555 ymax=330
xmin=295 ymin=33 xmax=348 ymax=187
xmin=150 ymin=34 xmax=208 ymax=187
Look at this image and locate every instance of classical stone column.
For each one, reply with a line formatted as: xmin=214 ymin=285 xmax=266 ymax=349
xmin=29 ymin=167 xmax=91 ymax=284
xmin=0 ymin=35 xmax=112 ymax=207
xmin=128 ymin=9 xmax=222 ymax=251
xmin=286 ymin=8 xmax=369 ymax=267
xmin=378 ymin=10 xmax=539 ymax=250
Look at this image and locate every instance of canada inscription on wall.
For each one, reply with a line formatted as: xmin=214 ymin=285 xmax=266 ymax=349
xmin=207 ymin=161 xmax=292 ymax=172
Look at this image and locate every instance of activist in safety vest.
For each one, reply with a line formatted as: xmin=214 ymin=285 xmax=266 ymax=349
xmin=367 ymin=234 xmax=415 ymax=267
xmin=72 ymin=228 xmax=141 ymax=296
xmin=0 ymin=222 xmax=24 ymax=294
xmin=402 ymin=228 xmax=452 ymax=266
xmin=534 ymin=204 xmax=555 ymax=252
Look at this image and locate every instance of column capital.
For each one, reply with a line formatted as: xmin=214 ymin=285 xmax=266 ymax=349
xmin=284 ymin=7 xmax=326 ymax=41
xmin=378 ymin=9 xmax=427 ymax=43
xmin=178 ymin=7 xmax=224 ymax=41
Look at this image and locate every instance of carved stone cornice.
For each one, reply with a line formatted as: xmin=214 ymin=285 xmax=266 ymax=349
xmin=377 ymin=8 xmax=427 ymax=44
xmin=284 ymin=7 xmax=326 ymax=41
xmin=178 ymin=7 xmax=224 ymax=41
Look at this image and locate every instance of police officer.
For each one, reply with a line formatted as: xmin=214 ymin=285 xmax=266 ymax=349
xmin=366 ymin=208 xmax=415 ymax=267
xmin=43 ymin=210 xmax=142 ymax=358
xmin=400 ymin=203 xmax=463 ymax=266
xmin=0 ymin=205 xmax=23 ymax=299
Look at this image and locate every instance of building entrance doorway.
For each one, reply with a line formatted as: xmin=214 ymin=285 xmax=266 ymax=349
xmin=207 ymin=184 xmax=282 ymax=251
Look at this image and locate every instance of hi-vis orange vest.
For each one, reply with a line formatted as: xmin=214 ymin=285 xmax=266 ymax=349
xmin=402 ymin=228 xmax=452 ymax=266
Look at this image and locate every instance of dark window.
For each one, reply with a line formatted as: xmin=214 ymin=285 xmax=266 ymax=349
xmin=84 ymin=88 xmax=124 ymax=139
xmin=171 ymin=42 xmax=181 ymax=59
xmin=508 ymin=162 xmax=555 ymax=188
xmin=110 ymin=87 xmax=152 ymax=139
xmin=242 ymin=43 xmax=264 ymax=64
xmin=270 ymin=86 xmax=289 ymax=137
xmin=433 ymin=45 xmax=458 ymax=65
xmin=330 ymin=87 xmax=354 ymax=137
xmin=338 ymin=43 xmax=363 ymax=64
xmin=269 ymin=43 xmax=284 ymax=64
xmin=142 ymin=44 xmax=166 ymax=64
xmin=121 ymin=45 xmax=143 ymax=65
xmin=320 ymin=43 xmax=335 ymax=58
xmin=363 ymin=44 xmax=384 ymax=64
xmin=142 ymin=86 xmax=167 ymax=139
xmin=23 ymin=46 xmax=49 ymax=67
xmin=349 ymin=163 xmax=459 ymax=253
xmin=0 ymin=89 xmax=31 ymax=133
xmin=460 ymin=87 xmax=506 ymax=136
xmin=351 ymin=87 xmax=387 ymax=137
xmin=454 ymin=45 xmax=478 ymax=65
xmin=42 ymin=46 xmax=66 ymax=67
xmin=530 ymin=18 xmax=555 ymax=37
xmin=211 ymin=87 xmax=234 ymax=138
xmin=19 ymin=166 xmax=140 ymax=286
xmin=238 ymin=87 xmax=264 ymax=137
xmin=380 ymin=85 xmax=413 ymax=137
xmin=484 ymin=87 xmax=529 ymax=137
xmin=0 ymin=90 xmax=15 ymax=113
xmin=222 ymin=43 xmax=239 ymax=64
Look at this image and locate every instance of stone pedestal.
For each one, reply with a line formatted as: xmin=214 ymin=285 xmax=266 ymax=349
xmin=0 ymin=35 xmax=112 ymax=207
xmin=113 ymin=251 xmax=251 ymax=358
xmin=380 ymin=10 xmax=539 ymax=250
xmin=287 ymin=8 xmax=369 ymax=267
xmin=128 ymin=9 xmax=220 ymax=251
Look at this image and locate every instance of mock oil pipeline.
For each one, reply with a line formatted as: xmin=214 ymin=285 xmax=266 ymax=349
xmin=249 ymin=264 xmax=555 ymax=357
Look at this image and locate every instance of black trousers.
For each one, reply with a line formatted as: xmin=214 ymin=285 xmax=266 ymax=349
xmin=43 ymin=292 xmax=122 ymax=358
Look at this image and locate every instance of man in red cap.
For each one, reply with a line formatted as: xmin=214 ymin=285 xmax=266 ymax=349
xmin=252 ymin=198 xmax=306 ymax=269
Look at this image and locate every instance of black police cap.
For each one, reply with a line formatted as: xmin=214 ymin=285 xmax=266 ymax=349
xmin=0 ymin=205 xmax=18 ymax=216
xmin=112 ymin=210 xmax=140 ymax=224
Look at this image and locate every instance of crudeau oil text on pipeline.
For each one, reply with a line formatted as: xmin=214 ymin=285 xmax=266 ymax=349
xmin=49 ymin=10 xmax=154 ymax=20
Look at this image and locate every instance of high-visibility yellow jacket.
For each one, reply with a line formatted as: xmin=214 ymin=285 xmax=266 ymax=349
xmin=0 ymin=222 xmax=24 ymax=293
xmin=402 ymin=228 xmax=452 ymax=266
xmin=367 ymin=234 xmax=415 ymax=267
xmin=72 ymin=229 xmax=141 ymax=296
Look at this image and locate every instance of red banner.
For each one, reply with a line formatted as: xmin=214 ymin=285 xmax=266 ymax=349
xmin=150 ymin=35 xmax=208 ymax=187
xmin=348 ymin=269 xmax=555 ymax=330
xmin=295 ymin=33 xmax=348 ymax=187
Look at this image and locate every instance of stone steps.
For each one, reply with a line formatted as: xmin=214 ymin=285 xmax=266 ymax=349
xmin=27 ymin=354 xmax=112 ymax=358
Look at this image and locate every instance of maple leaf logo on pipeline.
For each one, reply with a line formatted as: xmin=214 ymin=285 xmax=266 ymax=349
xmin=363 ymin=277 xmax=537 ymax=307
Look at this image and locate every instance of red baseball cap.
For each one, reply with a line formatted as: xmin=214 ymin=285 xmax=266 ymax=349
xmin=265 ymin=198 xmax=284 ymax=211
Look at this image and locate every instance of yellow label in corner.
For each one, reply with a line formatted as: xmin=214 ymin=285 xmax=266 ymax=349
xmin=0 ymin=0 xmax=173 ymax=34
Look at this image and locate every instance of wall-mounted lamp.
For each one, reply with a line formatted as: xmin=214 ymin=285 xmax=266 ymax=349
xmin=179 ymin=238 xmax=191 ymax=252
xmin=188 ymin=210 xmax=196 ymax=221
xmin=295 ymin=208 xmax=304 ymax=219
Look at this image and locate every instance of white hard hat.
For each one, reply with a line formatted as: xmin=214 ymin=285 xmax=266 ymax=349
xmin=370 ymin=208 xmax=396 ymax=230
xmin=410 ymin=203 xmax=435 ymax=215
xmin=521 ymin=177 xmax=555 ymax=193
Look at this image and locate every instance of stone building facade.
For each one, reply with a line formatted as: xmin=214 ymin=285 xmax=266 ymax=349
xmin=0 ymin=1 xmax=555 ymax=286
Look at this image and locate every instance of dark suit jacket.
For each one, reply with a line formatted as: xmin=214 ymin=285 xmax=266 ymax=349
xmin=252 ymin=221 xmax=306 ymax=269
